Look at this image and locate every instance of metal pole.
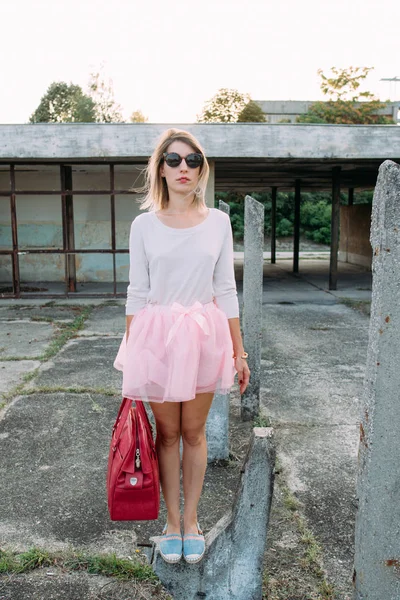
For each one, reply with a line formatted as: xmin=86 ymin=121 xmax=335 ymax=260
xmin=271 ymin=186 xmax=277 ymax=264
xmin=329 ymin=166 xmax=341 ymax=291
xmin=293 ymin=179 xmax=301 ymax=274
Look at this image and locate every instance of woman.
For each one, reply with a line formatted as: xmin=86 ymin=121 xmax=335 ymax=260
xmin=114 ymin=128 xmax=250 ymax=564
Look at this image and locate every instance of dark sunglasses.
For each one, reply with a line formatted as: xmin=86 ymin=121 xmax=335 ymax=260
xmin=162 ymin=151 xmax=204 ymax=169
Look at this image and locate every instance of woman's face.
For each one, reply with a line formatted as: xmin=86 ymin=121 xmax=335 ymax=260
xmin=160 ymin=140 xmax=201 ymax=199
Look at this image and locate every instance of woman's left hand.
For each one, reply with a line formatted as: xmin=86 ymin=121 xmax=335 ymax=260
xmin=235 ymin=358 xmax=251 ymax=395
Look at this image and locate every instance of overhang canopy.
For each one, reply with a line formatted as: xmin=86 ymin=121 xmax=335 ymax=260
xmin=0 ymin=122 xmax=399 ymax=192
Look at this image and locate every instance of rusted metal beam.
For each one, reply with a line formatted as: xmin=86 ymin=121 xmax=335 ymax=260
xmin=271 ymin=186 xmax=277 ymax=264
xmin=9 ymin=165 xmax=20 ymax=297
xmin=329 ymin=166 xmax=342 ymax=290
xmin=293 ymin=179 xmax=301 ymax=273
xmin=4 ymin=293 xmax=126 ymax=299
xmin=0 ymin=162 xmax=134 ymax=300
xmin=60 ymin=165 xmax=76 ymax=293
xmin=110 ymin=165 xmax=117 ymax=296
xmin=0 ymin=249 xmax=128 ymax=255
xmin=4 ymin=189 xmax=139 ymax=196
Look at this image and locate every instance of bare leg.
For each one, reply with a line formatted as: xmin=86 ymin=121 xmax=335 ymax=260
xmin=149 ymin=400 xmax=182 ymax=534
xmin=181 ymin=391 xmax=214 ymax=535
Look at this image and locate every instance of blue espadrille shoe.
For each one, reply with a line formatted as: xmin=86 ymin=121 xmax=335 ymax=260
xmin=183 ymin=522 xmax=205 ymax=564
xmin=159 ymin=523 xmax=183 ymax=564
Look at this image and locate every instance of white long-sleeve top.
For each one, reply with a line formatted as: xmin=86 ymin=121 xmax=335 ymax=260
xmin=125 ymin=207 xmax=240 ymax=319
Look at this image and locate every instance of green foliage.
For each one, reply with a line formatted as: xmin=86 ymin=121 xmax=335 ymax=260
xmin=130 ymin=109 xmax=148 ymax=122
xmin=0 ymin=547 xmax=156 ymax=581
xmin=88 ymin=70 xmax=124 ymax=123
xmin=0 ymin=548 xmax=52 ymax=574
xmin=216 ymin=192 xmax=245 ymax=239
xmin=198 ymin=89 xmax=269 ymax=123
xmin=230 ymin=211 xmax=245 ymax=240
xmin=30 ymin=67 xmax=126 ymax=123
xmin=63 ymin=551 xmax=156 ymax=581
xmin=29 ymin=82 xmax=96 ymax=123
xmin=297 ymin=66 xmax=395 ymax=124
xmin=217 ymin=189 xmax=370 ymax=246
xmin=276 ymin=217 xmax=293 ymax=237
xmin=354 ymin=190 xmax=374 ymax=204
xmin=237 ymin=100 xmax=266 ymax=122
xmin=296 ymin=99 xmax=394 ymax=124
xmin=197 ymin=88 xmax=250 ymax=123
xmin=301 ymin=200 xmax=332 ymax=244
xmin=253 ymin=412 xmax=272 ymax=427
xmin=318 ymin=66 xmax=375 ymax=100
xmin=296 ymin=111 xmax=327 ymax=124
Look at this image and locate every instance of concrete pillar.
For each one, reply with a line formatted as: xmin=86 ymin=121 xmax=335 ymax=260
xmin=353 ymin=160 xmax=400 ymax=600
xmin=241 ymin=195 xmax=264 ymax=421
xmin=271 ymin=186 xmax=277 ymax=264
xmin=180 ymin=199 xmax=231 ymax=462
xmin=151 ymin=427 xmax=276 ymax=600
xmin=293 ymin=179 xmax=301 ymax=273
xmin=205 ymin=160 xmax=215 ymax=208
xmin=205 ymin=199 xmax=231 ymax=461
xmin=329 ymin=166 xmax=341 ymax=290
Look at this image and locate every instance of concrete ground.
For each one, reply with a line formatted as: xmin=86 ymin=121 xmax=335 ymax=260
xmin=0 ymin=258 xmax=371 ymax=599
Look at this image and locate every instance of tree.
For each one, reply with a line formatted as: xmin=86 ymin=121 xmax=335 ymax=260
xmin=237 ymin=100 xmax=266 ymax=122
xmin=87 ymin=70 xmax=124 ymax=123
xmin=130 ymin=109 xmax=148 ymax=123
xmin=297 ymin=67 xmax=394 ymax=124
xmin=197 ymin=88 xmax=250 ymax=123
xmin=29 ymin=82 xmax=96 ymax=123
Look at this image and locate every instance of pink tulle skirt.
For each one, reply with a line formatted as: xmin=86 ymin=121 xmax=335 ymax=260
xmin=113 ymin=299 xmax=237 ymax=403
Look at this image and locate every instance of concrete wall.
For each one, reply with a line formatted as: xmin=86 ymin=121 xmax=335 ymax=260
xmin=339 ymin=205 xmax=372 ymax=269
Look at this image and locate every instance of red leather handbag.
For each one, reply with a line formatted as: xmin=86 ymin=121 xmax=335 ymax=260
xmin=107 ymin=397 xmax=160 ymax=521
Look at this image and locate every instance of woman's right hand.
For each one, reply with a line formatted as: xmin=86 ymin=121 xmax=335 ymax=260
xmin=126 ymin=315 xmax=134 ymax=343
xmin=235 ymin=357 xmax=250 ymax=395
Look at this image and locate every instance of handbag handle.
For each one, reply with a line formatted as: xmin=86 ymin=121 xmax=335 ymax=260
xmin=114 ymin=397 xmax=154 ymax=440
xmin=115 ymin=397 xmax=132 ymax=423
xmin=133 ymin=398 xmax=155 ymax=439
xmin=112 ymin=397 xmax=132 ymax=441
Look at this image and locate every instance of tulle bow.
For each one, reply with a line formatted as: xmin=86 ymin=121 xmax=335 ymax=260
xmin=165 ymin=301 xmax=210 ymax=347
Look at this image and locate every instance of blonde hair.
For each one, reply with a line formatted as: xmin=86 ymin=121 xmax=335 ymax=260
xmin=134 ymin=128 xmax=210 ymax=212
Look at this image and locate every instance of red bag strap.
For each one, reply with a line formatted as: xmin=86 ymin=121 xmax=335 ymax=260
xmin=134 ymin=398 xmax=146 ymax=418
xmin=132 ymin=398 xmax=155 ymax=439
xmin=115 ymin=397 xmax=132 ymax=423
xmin=112 ymin=397 xmax=132 ymax=441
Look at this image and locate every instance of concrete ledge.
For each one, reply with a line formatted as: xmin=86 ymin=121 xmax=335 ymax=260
xmin=1 ymin=123 xmax=399 ymax=161
xmin=338 ymin=251 xmax=372 ymax=269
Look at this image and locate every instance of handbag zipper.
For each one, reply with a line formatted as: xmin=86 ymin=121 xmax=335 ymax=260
xmin=135 ymin=407 xmax=141 ymax=469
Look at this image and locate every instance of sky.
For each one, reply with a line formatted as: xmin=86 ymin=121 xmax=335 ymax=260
xmin=1 ymin=0 xmax=399 ymax=124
